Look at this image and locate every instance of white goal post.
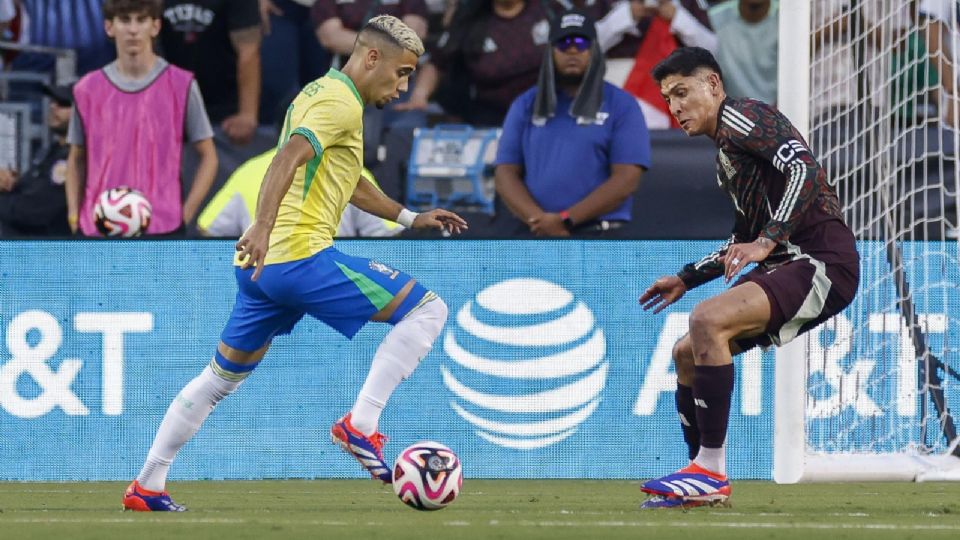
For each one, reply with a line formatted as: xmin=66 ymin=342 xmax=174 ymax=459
xmin=774 ymin=0 xmax=960 ymax=483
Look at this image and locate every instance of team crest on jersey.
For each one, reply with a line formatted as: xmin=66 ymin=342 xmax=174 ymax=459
xmin=370 ymin=261 xmax=399 ymax=279
xmin=718 ymin=149 xmax=736 ymax=179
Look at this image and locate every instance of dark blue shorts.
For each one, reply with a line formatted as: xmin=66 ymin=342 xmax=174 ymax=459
xmin=220 ymin=247 xmax=428 ymax=352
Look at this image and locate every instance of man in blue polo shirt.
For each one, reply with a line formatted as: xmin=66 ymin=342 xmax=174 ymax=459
xmin=494 ymin=8 xmax=651 ymax=238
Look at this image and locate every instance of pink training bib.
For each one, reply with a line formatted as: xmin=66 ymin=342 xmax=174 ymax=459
xmin=74 ymin=63 xmax=193 ymax=235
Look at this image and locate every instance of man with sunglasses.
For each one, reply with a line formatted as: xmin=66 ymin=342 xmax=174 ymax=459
xmin=495 ymin=9 xmax=650 ymax=238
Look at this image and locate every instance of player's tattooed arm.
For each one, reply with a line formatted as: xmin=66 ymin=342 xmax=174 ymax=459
xmin=755 ymin=237 xmax=775 ymax=250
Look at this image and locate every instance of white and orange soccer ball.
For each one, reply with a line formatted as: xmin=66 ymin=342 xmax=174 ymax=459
xmin=94 ymin=187 xmax=152 ymax=237
xmin=392 ymin=441 xmax=462 ymax=511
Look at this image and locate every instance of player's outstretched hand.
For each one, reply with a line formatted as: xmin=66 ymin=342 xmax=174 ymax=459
xmin=236 ymin=222 xmax=271 ymax=281
xmin=413 ymin=209 xmax=469 ymax=235
xmin=639 ymin=275 xmax=687 ymax=314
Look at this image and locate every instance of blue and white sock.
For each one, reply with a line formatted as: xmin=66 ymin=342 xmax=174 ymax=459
xmin=136 ymin=352 xmax=258 ymax=492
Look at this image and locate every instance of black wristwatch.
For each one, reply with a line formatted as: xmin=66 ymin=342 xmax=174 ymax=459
xmin=560 ymin=210 xmax=575 ymax=231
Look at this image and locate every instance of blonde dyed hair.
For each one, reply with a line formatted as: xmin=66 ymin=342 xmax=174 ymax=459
xmin=361 ymin=15 xmax=425 ymax=57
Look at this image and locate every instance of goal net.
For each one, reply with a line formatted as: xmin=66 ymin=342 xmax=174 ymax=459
xmin=775 ymin=0 xmax=960 ymax=482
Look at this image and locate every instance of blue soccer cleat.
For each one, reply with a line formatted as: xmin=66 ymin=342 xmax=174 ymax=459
xmin=122 ymin=480 xmax=186 ymax=512
xmin=330 ymin=413 xmax=392 ymax=484
xmin=640 ymin=463 xmax=732 ymax=503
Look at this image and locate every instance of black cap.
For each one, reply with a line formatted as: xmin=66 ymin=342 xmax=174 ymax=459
xmin=549 ymin=9 xmax=597 ymax=43
xmin=43 ymin=83 xmax=74 ymax=106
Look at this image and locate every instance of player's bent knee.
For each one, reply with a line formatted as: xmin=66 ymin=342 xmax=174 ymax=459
xmin=430 ymin=296 xmax=449 ymax=325
xmin=374 ymin=295 xmax=448 ymax=381
xmin=207 ymin=348 xmax=261 ymax=396
xmin=217 ymin=341 xmax=269 ymax=364
xmin=688 ymin=303 xmax=730 ymax=338
xmin=411 ymin=295 xmax=447 ymax=343
xmin=672 ymin=336 xmax=693 ymax=362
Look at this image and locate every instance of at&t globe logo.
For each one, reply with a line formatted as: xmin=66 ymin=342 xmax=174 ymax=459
xmin=441 ymin=279 xmax=607 ymax=449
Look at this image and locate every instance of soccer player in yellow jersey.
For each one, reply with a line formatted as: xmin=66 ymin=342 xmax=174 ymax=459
xmin=122 ymin=15 xmax=468 ymax=511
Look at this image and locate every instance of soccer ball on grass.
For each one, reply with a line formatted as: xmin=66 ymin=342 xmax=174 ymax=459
xmin=392 ymin=441 xmax=462 ymax=511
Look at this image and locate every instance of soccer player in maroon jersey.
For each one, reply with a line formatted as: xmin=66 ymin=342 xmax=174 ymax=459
xmin=637 ymin=47 xmax=860 ymax=508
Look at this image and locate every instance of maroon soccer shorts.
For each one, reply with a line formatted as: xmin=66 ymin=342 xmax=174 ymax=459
xmin=732 ymin=248 xmax=860 ymax=352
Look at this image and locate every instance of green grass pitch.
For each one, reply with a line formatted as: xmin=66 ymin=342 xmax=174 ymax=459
xmin=2 ymin=480 xmax=960 ymax=540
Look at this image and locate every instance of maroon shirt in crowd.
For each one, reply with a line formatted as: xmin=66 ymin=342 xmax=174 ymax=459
xmin=312 ymin=0 xmax=428 ymax=32
xmin=434 ymin=0 xmax=550 ymax=126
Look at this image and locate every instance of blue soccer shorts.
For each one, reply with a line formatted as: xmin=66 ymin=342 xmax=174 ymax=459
xmin=220 ymin=246 xmax=429 ymax=352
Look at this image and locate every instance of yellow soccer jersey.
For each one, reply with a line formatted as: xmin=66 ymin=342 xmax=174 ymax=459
xmin=243 ymin=68 xmax=364 ymax=265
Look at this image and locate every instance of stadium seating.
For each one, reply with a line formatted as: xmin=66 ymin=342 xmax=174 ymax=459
xmin=405 ymin=124 xmax=500 ymax=215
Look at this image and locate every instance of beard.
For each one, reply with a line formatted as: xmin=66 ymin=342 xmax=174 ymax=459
xmin=555 ymin=71 xmax=584 ymax=88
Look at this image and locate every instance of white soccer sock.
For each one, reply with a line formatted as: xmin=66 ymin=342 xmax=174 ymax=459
xmin=694 ymin=445 xmax=726 ymax=476
xmin=136 ymin=363 xmax=246 ymax=492
xmin=350 ymin=296 xmax=448 ymax=435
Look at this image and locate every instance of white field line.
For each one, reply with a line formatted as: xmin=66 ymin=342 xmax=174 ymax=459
xmin=2 ymin=518 xmax=960 ymax=531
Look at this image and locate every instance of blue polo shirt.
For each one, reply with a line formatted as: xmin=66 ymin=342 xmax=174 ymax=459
xmin=495 ymin=82 xmax=651 ymax=221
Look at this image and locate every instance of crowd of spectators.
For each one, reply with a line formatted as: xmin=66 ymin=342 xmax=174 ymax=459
xmin=0 ymin=0 xmax=957 ymax=239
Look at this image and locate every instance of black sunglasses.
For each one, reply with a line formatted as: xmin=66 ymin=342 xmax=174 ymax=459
xmin=554 ymin=36 xmax=591 ymax=52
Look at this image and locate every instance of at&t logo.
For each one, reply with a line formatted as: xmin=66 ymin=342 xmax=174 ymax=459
xmin=0 ymin=311 xmax=152 ymax=418
xmin=442 ymin=279 xmax=606 ymax=450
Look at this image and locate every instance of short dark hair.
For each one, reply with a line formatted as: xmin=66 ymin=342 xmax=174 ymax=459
xmin=103 ymin=0 xmax=162 ymax=20
xmin=651 ymin=47 xmax=724 ymax=84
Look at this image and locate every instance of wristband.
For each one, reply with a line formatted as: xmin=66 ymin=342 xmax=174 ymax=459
xmin=67 ymin=215 xmax=78 ymax=226
xmin=559 ymin=210 xmax=575 ymax=231
xmin=397 ymin=208 xmax=419 ymax=228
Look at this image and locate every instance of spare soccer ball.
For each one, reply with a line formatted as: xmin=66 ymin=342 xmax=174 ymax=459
xmin=392 ymin=441 xmax=462 ymax=511
xmin=94 ymin=187 xmax=152 ymax=237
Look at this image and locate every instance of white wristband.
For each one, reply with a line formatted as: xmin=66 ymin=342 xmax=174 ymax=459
xmin=397 ymin=208 xmax=419 ymax=228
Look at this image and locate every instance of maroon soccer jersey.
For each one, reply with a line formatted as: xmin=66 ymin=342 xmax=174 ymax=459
xmin=433 ymin=1 xmax=551 ymax=125
xmin=678 ymin=97 xmax=856 ymax=289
